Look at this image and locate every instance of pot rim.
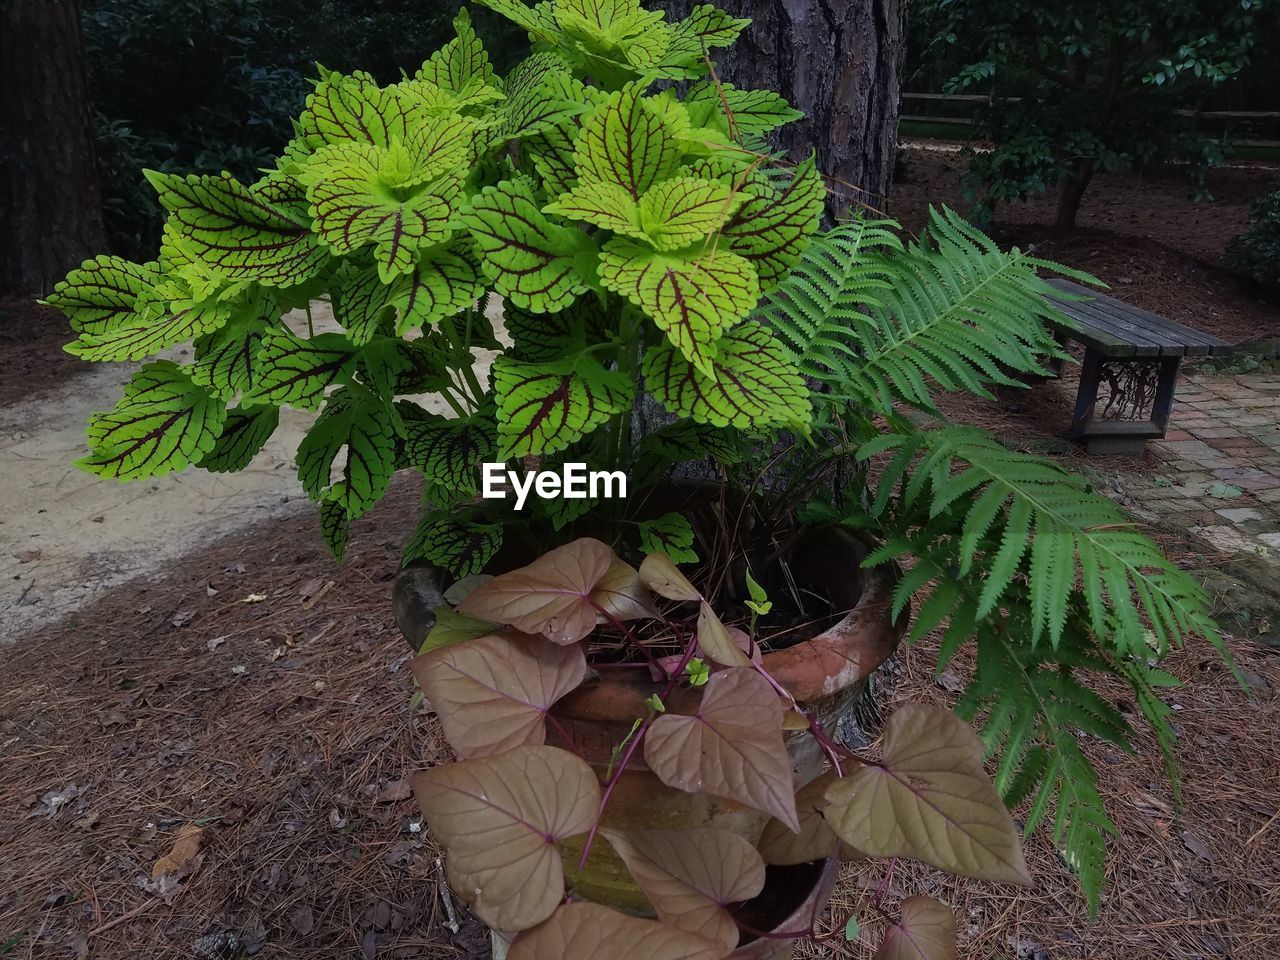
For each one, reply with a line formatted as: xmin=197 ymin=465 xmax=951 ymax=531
xmin=553 ymin=526 xmax=903 ymax=721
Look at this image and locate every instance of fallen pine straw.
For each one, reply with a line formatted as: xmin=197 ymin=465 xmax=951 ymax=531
xmin=1 ymin=477 xmax=1277 ymax=959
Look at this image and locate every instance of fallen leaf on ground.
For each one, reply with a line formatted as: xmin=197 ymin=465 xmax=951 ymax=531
xmin=375 ymin=780 xmax=411 ymax=803
xmin=28 ymin=783 xmax=89 ymax=818
xmin=207 ymin=636 xmax=228 ymax=652
xmin=289 ymin=905 xmax=315 ymax=935
xmin=171 ymin=609 xmax=196 ymax=627
xmin=239 ymin=593 xmax=267 ymax=604
xmin=152 ymin=823 xmax=204 ymax=879
xmin=1181 ymin=829 xmax=1215 ymax=862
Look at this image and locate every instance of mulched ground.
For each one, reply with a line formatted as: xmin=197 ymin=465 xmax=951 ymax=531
xmin=0 ymin=298 xmax=84 ymax=407
xmin=3 ymin=478 xmax=1278 ymax=960
xmin=0 ymin=477 xmax=490 ymax=960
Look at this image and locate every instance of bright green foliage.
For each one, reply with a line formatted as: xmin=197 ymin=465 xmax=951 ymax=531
xmin=636 ymin=513 xmax=698 ymax=564
xmin=78 ymin=361 xmax=228 ymax=480
xmin=404 ymin=412 xmax=498 ymax=495
xmin=318 ymin=499 xmax=351 ymax=562
xmin=643 ymin=322 xmax=810 ymax=430
xmin=295 ymin=388 xmax=398 ymax=519
xmin=758 ymin=216 xmax=1226 ymax=911
xmin=492 ymin=354 xmax=633 ymax=458
xmin=246 ymin=329 xmax=356 ymax=410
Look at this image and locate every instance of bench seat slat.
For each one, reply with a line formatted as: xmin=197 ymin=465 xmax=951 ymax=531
xmin=1053 ymin=299 xmax=1190 ymax=356
xmin=1049 ymin=279 xmax=1231 ymax=356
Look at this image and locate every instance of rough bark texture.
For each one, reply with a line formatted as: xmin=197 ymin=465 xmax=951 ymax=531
xmin=1 ymin=0 xmax=104 ymax=295
xmin=659 ymin=0 xmax=905 ymax=214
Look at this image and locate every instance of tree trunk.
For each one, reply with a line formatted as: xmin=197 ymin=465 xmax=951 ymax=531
xmin=660 ymin=0 xmax=905 ymax=216
xmin=0 ymin=0 xmax=104 ymax=295
xmin=1055 ymin=160 xmax=1095 ymax=233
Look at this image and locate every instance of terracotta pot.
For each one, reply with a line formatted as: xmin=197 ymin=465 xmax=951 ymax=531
xmin=548 ymin=524 xmax=901 ymax=913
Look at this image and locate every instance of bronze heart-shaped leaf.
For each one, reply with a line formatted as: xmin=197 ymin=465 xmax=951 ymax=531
xmin=638 ymin=553 xmax=700 ymax=602
xmin=874 ymin=895 xmax=957 ymax=960
xmin=823 ymin=705 xmax=1030 ymax=885
xmin=413 ymin=745 xmax=600 ymax=931
xmin=757 ymin=769 xmax=865 ymax=866
xmin=603 ymin=827 xmax=764 ymax=949
xmin=508 ymin=902 xmax=728 ymax=960
xmin=412 ymin=632 xmax=587 ymax=758
xmin=643 ymin=667 xmax=797 ymax=830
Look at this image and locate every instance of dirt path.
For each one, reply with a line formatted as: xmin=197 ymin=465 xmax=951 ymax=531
xmin=0 ymin=301 xmax=496 ymax=644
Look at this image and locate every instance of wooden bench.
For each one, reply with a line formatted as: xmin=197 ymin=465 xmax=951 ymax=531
xmin=1043 ymin=278 xmax=1232 ymax=455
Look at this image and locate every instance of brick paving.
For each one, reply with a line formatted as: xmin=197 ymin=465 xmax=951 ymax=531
xmin=1120 ymin=372 xmax=1280 ymax=560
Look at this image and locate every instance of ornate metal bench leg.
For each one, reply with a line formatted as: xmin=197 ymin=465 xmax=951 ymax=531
xmin=1070 ymin=348 xmax=1104 ymax=440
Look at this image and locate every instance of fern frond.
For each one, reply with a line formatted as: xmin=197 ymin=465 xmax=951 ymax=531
xmin=757 ymin=205 xmax=1070 ymax=414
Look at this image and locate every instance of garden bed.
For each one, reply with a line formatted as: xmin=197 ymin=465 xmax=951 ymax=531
xmin=2 ymin=479 xmax=1277 ymax=959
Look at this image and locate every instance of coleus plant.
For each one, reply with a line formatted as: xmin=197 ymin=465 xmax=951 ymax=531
xmin=45 ymin=0 xmax=820 ymax=576
xmin=412 ymin=536 xmax=1027 ymax=958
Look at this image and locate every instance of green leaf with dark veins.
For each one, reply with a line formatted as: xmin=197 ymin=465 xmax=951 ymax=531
xmin=644 ymin=321 xmax=810 ymax=430
xmin=78 ymin=361 xmax=227 ymax=480
xmin=295 ymin=70 xmax=415 ymax=152
xmin=246 ymin=328 xmax=357 ymax=410
xmin=415 ymin=7 xmax=499 ymax=101
xmin=639 ymin=176 xmax=746 ymax=250
xmin=295 ymin=389 xmax=397 ymax=519
xmin=721 ymin=155 xmax=824 ymax=290
xmin=493 ymin=353 xmax=633 ymax=458
xmin=637 ymin=513 xmax=698 ymax=563
xmin=505 ymin=297 xmax=612 ymax=363
xmin=686 ymin=83 xmax=804 ymax=137
xmin=189 ymin=306 xmax=271 ymax=400
xmin=197 ymin=404 xmax=280 ymax=473
xmin=404 ymin=413 xmax=498 ymax=493
xmin=319 ymin=499 xmax=351 ymax=562
xmin=65 ymin=293 xmax=233 ymax=362
xmin=44 ymin=255 xmax=164 ymax=335
xmin=403 ymin=511 xmax=503 ymax=578
xmin=599 ymin=239 xmax=759 ymax=377
xmin=333 ymin=247 xmax=484 ymax=343
xmin=459 ymin=178 xmax=598 ymax=312
xmin=145 ymin=171 xmax=328 ymax=287
xmin=576 ymin=82 xmax=680 ymax=198
xmin=543 ymin=181 xmax=645 ymax=240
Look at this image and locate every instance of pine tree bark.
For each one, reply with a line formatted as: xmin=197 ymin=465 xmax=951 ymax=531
xmin=0 ymin=0 xmax=104 ymax=295
xmin=660 ymin=0 xmax=905 ymax=215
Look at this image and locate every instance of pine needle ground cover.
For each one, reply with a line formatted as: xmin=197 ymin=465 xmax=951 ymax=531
xmin=0 ymin=480 xmax=1276 ymax=959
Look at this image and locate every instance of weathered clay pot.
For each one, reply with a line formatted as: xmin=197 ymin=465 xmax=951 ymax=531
xmin=547 ymin=524 xmax=900 ymax=912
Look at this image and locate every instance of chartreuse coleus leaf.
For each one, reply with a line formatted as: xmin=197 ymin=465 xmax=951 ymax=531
xmin=600 ymin=240 xmax=759 ymax=377
xmin=414 ymin=7 xmax=502 ymax=106
xmin=300 ymin=126 xmax=470 ymax=281
xmin=460 ymin=538 xmax=652 ymax=644
xmin=492 ymin=352 xmax=633 ymax=458
xmin=246 ymin=328 xmax=356 ymax=410
xmin=876 ymin=897 xmax=956 ymax=960
xmin=603 ymin=827 xmax=764 ymax=950
xmin=145 ymin=172 xmax=328 ymax=287
xmin=44 ymin=255 xmax=164 ymax=335
xmin=643 ymin=666 xmax=798 ymax=831
xmin=413 ymin=746 xmax=600 ymax=932
xmin=508 ymin=903 xmax=727 ymax=960
xmin=505 ymin=297 xmax=612 ymax=362
xmin=51 ymin=255 xmax=238 ymax=362
xmin=190 ymin=305 xmax=271 ymax=400
xmin=637 ymin=513 xmax=698 ymax=564
xmin=318 ymin=499 xmax=351 ymax=562
xmin=721 ymin=154 xmax=825 ymax=289
xmin=543 ymin=181 xmax=646 ymax=241
xmin=403 ymin=412 xmax=497 ymax=494
xmin=643 ymin=321 xmax=810 ymax=430
xmin=197 ymin=404 xmax=280 ymax=473
xmin=295 ymin=69 xmax=415 ymax=153
xmin=461 ymin=179 xmax=599 ymax=312
xmin=685 ymin=82 xmax=804 ymax=138
xmin=823 ymin=704 xmax=1031 ymax=885
xmin=403 ymin=510 xmax=503 ymax=578
xmin=653 ymin=3 xmax=750 ymax=78
xmin=332 ymin=246 xmax=485 ymax=343
xmin=295 ymin=388 xmax=397 ymax=519
xmin=499 ymin=53 xmax=586 ymax=140
xmin=632 ymin=419 xmax=746 ymax=485
xmin=78 ymin=361 xmax=227 ymax=480
xmin=412 ymin=632 xmax=587 ymax=758
xmin=576 ymin=82 xmax=680 ymax=199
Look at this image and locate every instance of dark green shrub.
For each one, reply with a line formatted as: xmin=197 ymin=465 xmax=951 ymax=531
xmin=1227 ymin=183 xmax=1280 ymax=287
